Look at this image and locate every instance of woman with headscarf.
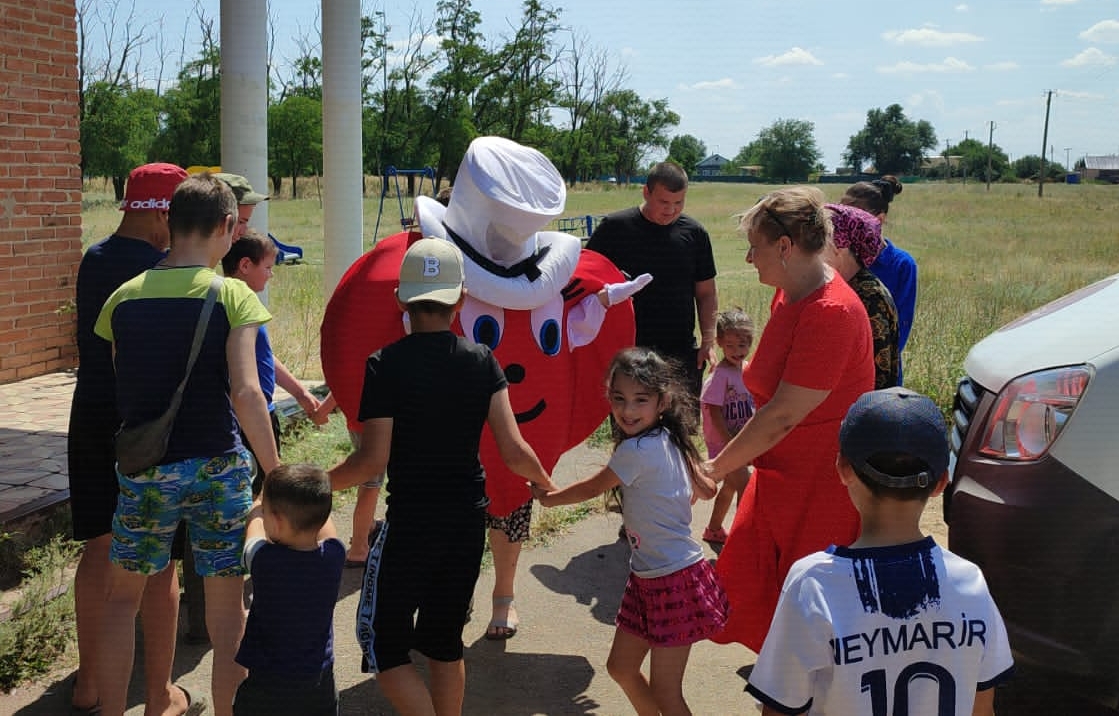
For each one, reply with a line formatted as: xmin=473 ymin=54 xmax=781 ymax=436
xmin=825 ymin=202 xmax=899 ymax=389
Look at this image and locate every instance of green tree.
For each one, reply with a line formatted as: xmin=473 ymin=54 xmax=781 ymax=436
xmin=80 ymin=82 xmax=161 ymax=199
xmin=1012 ymin=155 xmax=1065 ymax=181
xmin=151 ymin=43 xmax=222 ymax=167
xmin=844 ymin=104 xmax=937 ymax=175
xmin=668 ymin=134 xmax=707 ymax=175
xmin=424 ymin=0 xmax=487 ymax=185
xmin=268 ymin=95 xmax=323 ymax=199
xmin=729 ymin=140 xmax=762 ymax=175
xmin=945 ymin=137 xmax=1010 ymax=183
xmin=751 ymin=118 xmax=822 ymax=182
xmin=473 ymin=0 xmax=562 ymax=141
xmin=595 ymin=90 xmax=679 ymax=180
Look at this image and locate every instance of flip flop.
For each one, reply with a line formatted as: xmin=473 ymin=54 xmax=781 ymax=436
xmin=176 ymin=683 xmax=209 ymax=716
xmin=485 ymin=596 xmax=519 ymax=641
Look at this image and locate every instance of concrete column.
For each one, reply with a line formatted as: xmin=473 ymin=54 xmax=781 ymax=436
xmin=321 ymin=0 xmax=364 ymax=299
xmin=220 ymin=0 xmax=269 ymax=236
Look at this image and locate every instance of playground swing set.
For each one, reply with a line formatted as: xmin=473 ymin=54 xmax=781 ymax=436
xmin=372 ymin=165 xmax=436 ymax=243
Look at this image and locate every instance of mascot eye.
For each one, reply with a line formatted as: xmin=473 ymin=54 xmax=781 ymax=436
xmin=459 ymin=298 xmax=504 ymax=350
xmin=474 ymin=316 xmax=501 ymax=349
xmin=530 ymin=294 xmax=564 ymax=356
xmin=538 ymin=320 xmax=560 ymax=356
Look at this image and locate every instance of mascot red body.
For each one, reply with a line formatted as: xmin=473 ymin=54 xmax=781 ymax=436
xmin=320 ymin=229 xmax=634 ymax=515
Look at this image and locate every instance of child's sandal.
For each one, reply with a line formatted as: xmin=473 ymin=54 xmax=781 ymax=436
xmin=484 ymin=596 xmax=519 ymax=640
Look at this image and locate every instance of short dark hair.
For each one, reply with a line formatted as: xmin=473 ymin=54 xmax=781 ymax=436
xmin=262 ymin=463 xmax=333 ymax=533
xmin=847 ymin=452 xmax=939 ymax=502
xmin=168 ymin=173 xmax=237 ymax=241
xmin=645 ymin=161 xmax=688 ymax=193
xmin=404 ymin=299 xmax=457 ymax=321
xmin=221 ymin=228 xmax=278 ymax=275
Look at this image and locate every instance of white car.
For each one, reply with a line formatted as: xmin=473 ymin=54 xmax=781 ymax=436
xmin=946 ymin=272 xmax=1119 ymax=706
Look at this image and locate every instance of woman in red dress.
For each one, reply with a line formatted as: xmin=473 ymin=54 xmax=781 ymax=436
xmin=707 ymin=186 xmax=875 ymax=652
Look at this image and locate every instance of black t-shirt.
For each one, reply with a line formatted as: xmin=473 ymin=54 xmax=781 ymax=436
xmin=358 ymin=331 xmax=507 ymax=513
xmin=586 ymin=207 xmax=717 ymax=356
xmin=73 ymin=235 xmax=166 ymax=406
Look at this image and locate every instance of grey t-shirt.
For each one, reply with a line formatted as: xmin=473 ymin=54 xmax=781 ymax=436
xmin=610 ymin=428 xmax=705 ymax=578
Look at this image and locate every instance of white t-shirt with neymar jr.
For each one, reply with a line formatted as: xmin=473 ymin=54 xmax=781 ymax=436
xmin=747 ymin=537 xmax=1014 ymax=716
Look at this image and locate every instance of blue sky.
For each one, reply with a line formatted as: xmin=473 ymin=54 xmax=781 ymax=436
xmin=94 ymin=0 xmax=1118 ymax=170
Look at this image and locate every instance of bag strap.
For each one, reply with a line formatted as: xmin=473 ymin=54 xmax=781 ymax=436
xmin=168 ymin=275 xmax=224 ymax=407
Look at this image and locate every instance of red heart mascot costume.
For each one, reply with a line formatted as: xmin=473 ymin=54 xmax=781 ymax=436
xmin=320 ymin=136 xmax=645 ymax=639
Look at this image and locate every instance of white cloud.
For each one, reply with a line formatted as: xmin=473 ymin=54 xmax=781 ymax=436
xmin=1061 ymin=47 xmax=1118 ymax=67
xmin=906 ymin=90 xmax=946 ymax=112
xmin=832 ymin=72 xmax=849 ymax=80
xmin=680 ymin=78 xmax=741 ymax=91
xmin=620 ymin=47 xmax=638 ymax=58
xmin=1080 ymin=20 xmax=1119 ymax=44
xmin=984 ymin=61 xmax=1019 ymax=71
xmin=882 ymin=28 xmax=983 ymax=46
xmin=877 ymin=57 xmax=975 ymax=73
xmin=753 ymin=47 xmax=823 ymax=67
xmin=1057 ymin=89 xmax=1106 ymax=100
xmin=955 ymin=4 xmax=970 ymax=11
xmin=1041 ymin=0 xmax=1078 ymax=5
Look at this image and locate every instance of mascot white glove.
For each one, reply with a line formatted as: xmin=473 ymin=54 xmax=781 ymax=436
xmin=603 ymin=273 xmax=653 ymax=307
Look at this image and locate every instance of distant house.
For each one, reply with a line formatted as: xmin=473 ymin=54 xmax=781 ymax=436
xmin=695 ymin=154 xmax=731 ymax=177
xmin=1084 ymin=155 xmax=1119 ymax=183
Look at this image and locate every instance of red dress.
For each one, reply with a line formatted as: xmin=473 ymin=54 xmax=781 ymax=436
xmin=712 ymin=276 xmax=874 ymax=652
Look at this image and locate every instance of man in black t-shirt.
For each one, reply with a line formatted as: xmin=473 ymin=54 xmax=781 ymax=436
xmin=586 ymin=161 xmax=718 ymax=395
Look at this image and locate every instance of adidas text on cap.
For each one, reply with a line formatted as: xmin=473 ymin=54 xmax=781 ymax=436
xmin=397 ymin=237 xmax=465 ymax=306
xmin=119 ymin=163 xmax=188 ymax=212
xmin=839 ymin=387 xmax=950 ymax=489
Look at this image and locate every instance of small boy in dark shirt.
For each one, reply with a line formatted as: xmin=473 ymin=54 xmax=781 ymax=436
xmin=234 ymin=464 xmax=345 ymax=716
xmin=329 ymin=237 xmax=555 ymax=715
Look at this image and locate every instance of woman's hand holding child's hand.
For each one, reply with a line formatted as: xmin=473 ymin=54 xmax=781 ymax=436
xmin=529 ymin=482 xmax=557 ymax=506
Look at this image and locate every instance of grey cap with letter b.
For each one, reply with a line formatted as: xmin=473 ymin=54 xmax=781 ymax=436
xmin=397 ymin=237 xmax=465 ymax=305
xmin=839 ymin=387 xmax=950 ymax=489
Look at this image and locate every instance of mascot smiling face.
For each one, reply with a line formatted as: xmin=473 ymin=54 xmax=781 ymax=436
xmin=320 ymin=137 xmax=637 ymax=516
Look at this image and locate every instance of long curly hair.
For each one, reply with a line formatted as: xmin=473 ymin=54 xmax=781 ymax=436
xmin=603 ymin=347 xmax=703 ymax=509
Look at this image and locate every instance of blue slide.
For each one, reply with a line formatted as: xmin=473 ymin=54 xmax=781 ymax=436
xmin=268 ymin=233 xmax=304 ymax=264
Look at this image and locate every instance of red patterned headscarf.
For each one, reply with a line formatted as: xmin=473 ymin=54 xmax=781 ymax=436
xmin=826 ymin=202 xmax=884 ymax=267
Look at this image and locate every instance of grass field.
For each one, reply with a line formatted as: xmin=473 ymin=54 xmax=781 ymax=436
xmin=81 ymin=178 xmax=1119 ymax=413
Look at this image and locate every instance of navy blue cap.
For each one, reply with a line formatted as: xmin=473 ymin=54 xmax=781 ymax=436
xmin=839 ymin=387 xmax=949 ymax=489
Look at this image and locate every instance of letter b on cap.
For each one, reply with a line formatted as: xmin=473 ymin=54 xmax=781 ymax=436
xmin=423 ymin=256 xmax=440 ymax=277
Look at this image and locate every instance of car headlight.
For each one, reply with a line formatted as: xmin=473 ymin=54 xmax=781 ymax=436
xmin=978 ymin=366 xmax=1091 ymax=460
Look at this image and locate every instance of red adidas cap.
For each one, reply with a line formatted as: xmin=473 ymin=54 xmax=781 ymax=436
xmin=119 ymin=163 xmax=189 ymax=212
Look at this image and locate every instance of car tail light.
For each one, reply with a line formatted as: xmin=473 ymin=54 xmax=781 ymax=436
xmin=978 ymin=366 xmax=1091 ymax=460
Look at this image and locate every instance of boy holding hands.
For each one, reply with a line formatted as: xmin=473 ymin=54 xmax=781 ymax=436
xmin=748 ymin=388 xmax=1014 ymax=715
xmin=235 ymin=464 xmax=345 ymax=715
xmin=329 ymin=238 xmax=555 ymax=716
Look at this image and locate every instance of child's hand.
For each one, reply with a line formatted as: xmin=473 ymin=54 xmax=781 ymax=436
xmin=529 ymin=482 xmax=556 ymax=506
xmin=309 ymin=402 xmax=332 ymax=426
xmin=702 ymin=459 xmax=722 ymax=482
xmin=297 ymin=392 xmax=322 ymax=418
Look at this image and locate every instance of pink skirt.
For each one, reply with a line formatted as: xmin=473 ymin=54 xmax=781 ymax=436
xmin=616 ymin=559 xmax=729 ymax=647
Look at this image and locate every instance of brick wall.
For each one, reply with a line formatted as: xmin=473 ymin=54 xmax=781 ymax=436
xmin=0 ymin=0 xmax=83 ymax=384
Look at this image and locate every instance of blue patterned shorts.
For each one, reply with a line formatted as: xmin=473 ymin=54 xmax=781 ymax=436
xmin=111 ymin=450 xmax=253 ymax=577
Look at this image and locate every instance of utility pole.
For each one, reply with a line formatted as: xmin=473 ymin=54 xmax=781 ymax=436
xmin=1065 ymin=147 xmax=1072 ymax=171
xmin=963 ymin=130 xmax=969 ymax=184
xmin=987 ymin=121 xmax=996 ymax=191
xmin=1039 ymin=90 xmax=1053 ymax=198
